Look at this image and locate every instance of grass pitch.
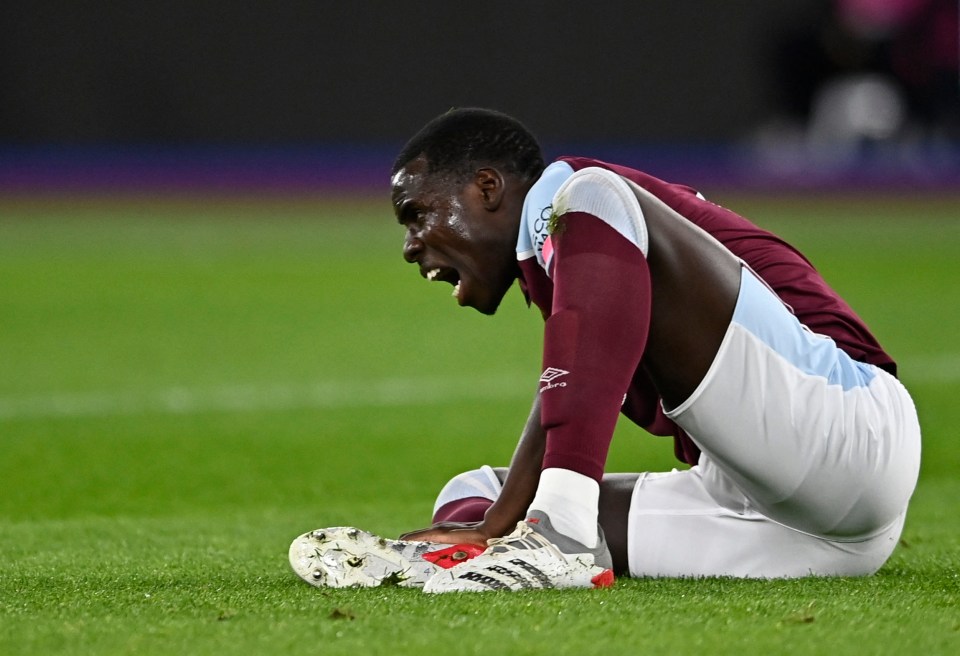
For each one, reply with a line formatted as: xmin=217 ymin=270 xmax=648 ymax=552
xmin=1 ymin=193 xmax=958 ymax=655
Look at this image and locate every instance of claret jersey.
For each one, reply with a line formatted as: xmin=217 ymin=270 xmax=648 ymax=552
xmin=516 ymin=157 xmax=895 ymax=467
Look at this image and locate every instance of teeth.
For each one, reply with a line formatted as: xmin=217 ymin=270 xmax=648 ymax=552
xmin=425 ymin=268 xmax=459 ymax=299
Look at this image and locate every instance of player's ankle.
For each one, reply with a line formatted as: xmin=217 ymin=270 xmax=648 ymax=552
xmin=527 ymin=468 xmax=600 ymax=548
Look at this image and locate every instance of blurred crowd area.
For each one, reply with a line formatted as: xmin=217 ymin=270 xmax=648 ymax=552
xmin=761 ymin=0 xmax=959 ymax=155
xmin=0 ymin=1 xmax=957 ymax=191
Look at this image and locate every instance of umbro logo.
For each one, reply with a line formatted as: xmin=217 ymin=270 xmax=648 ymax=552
xmin=539 ymin=367 xmax=569 ymax=392
xmin=539 ymin=367 xmax=569 ymax=383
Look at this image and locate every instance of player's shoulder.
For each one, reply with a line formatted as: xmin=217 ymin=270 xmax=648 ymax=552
xmin=562 ymin=156 xmax=703 ymax=201
xmin=518 ymin=161 xmax=575 ymax=264
xmin=546 ymin=159 xmax=653 ymax=257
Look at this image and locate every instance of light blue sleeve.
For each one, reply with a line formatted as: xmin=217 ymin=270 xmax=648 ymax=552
xmin=517 ymin=161 xmax=574 ymax=267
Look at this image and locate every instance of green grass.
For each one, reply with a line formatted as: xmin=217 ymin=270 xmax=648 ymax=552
xmin=1 ymin=193 xmax=958 ymax=655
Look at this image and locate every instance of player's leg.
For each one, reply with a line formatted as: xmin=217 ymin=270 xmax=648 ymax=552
xmin=288 ymin=465 xmax=628 ymax=589
xmin=625 ymin=458 xmax=907 ymax=578
xmin=596 ymin=473 xmax=639 ymax=575
xmin=431 ymin=464 xmax=502 ymax=523
xmin=426 ymin=461 xmax=908 ymax=579
xmin=612 ymin=262 xmax=919 ymax=575
xmin=628 ymin=178 xmax=920 ymax=542
xmin=431 ymin=466 xmax=637 ymax=574
xmin=662 ymin=266 xmax=921 ymax=539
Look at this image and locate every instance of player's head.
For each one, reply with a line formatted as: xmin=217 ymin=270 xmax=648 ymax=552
xmin=391 ymin=107 xmax=545 ymax=186
xmin=391 ymin=108 xmax=543 ymax=315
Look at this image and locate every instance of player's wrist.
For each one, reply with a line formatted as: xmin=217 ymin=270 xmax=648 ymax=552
xmin=481 ymin=500 xmax=525 ymax=538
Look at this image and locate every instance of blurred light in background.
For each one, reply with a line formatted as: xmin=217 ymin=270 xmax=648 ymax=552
xmin=0 ymin=0 xmax=957 ymax=194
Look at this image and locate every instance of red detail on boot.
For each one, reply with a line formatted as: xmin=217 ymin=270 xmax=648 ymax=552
xmin=591 ymin=569 xmax=615 ymax=588
xmin=421 ymin=544 xmax=486 ymax=570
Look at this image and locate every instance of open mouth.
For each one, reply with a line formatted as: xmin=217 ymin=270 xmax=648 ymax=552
xmin=425 ymin=267 xmax=462 ymax=300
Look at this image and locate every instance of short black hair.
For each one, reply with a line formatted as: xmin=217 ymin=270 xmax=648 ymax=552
xmin=391 ymin=108 xmax=545 ymax=184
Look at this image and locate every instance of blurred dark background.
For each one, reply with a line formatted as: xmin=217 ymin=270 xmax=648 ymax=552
xmin=1 ymin=0 xmax=957 ymax=190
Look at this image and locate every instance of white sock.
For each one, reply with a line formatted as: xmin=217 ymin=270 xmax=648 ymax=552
xmin=527 ymin=468 xmax=600 ymax=548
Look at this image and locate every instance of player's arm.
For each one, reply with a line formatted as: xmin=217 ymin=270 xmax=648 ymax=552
xmin=398 ymin=393 xmax=545 ymax=546
xmin=481 ymin=391 xmax=545 ymax=532
xmin=536 ymin=212 xmax=650 ymax=480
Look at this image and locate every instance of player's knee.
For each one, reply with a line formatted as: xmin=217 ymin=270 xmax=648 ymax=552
xmin=553 ymin=166 xmax=649 ymax=255
xmin=432 ymin=465 xmax=503 ymax=515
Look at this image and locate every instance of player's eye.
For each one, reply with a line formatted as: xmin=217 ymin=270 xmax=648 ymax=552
xmin=405 ymin=209 xmax=428 ymax=228
xmin=397 ymin=202 xmax=424 ymax=226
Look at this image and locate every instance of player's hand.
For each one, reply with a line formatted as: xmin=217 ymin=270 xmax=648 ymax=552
xmin=399 ymin=522 xmax=492 ymax=547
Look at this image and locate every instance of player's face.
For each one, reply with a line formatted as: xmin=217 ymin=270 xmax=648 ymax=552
xmin=391 ymin=157 xmax=519 ymax=315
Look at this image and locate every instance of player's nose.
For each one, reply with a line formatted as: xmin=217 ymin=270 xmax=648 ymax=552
xmin=403 ymin=234 xmax=424 ymax=263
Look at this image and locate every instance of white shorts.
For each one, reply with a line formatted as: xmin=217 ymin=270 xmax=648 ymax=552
xmin=626 ymin=266 xmax=921 ymax=578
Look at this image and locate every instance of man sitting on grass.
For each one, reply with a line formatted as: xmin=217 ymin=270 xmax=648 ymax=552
xmin=289 ymin=108 xmax=921 ymax=592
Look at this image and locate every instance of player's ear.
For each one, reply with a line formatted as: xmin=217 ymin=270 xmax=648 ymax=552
xmin=475 ymin=168 xmax=505 ymax=210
